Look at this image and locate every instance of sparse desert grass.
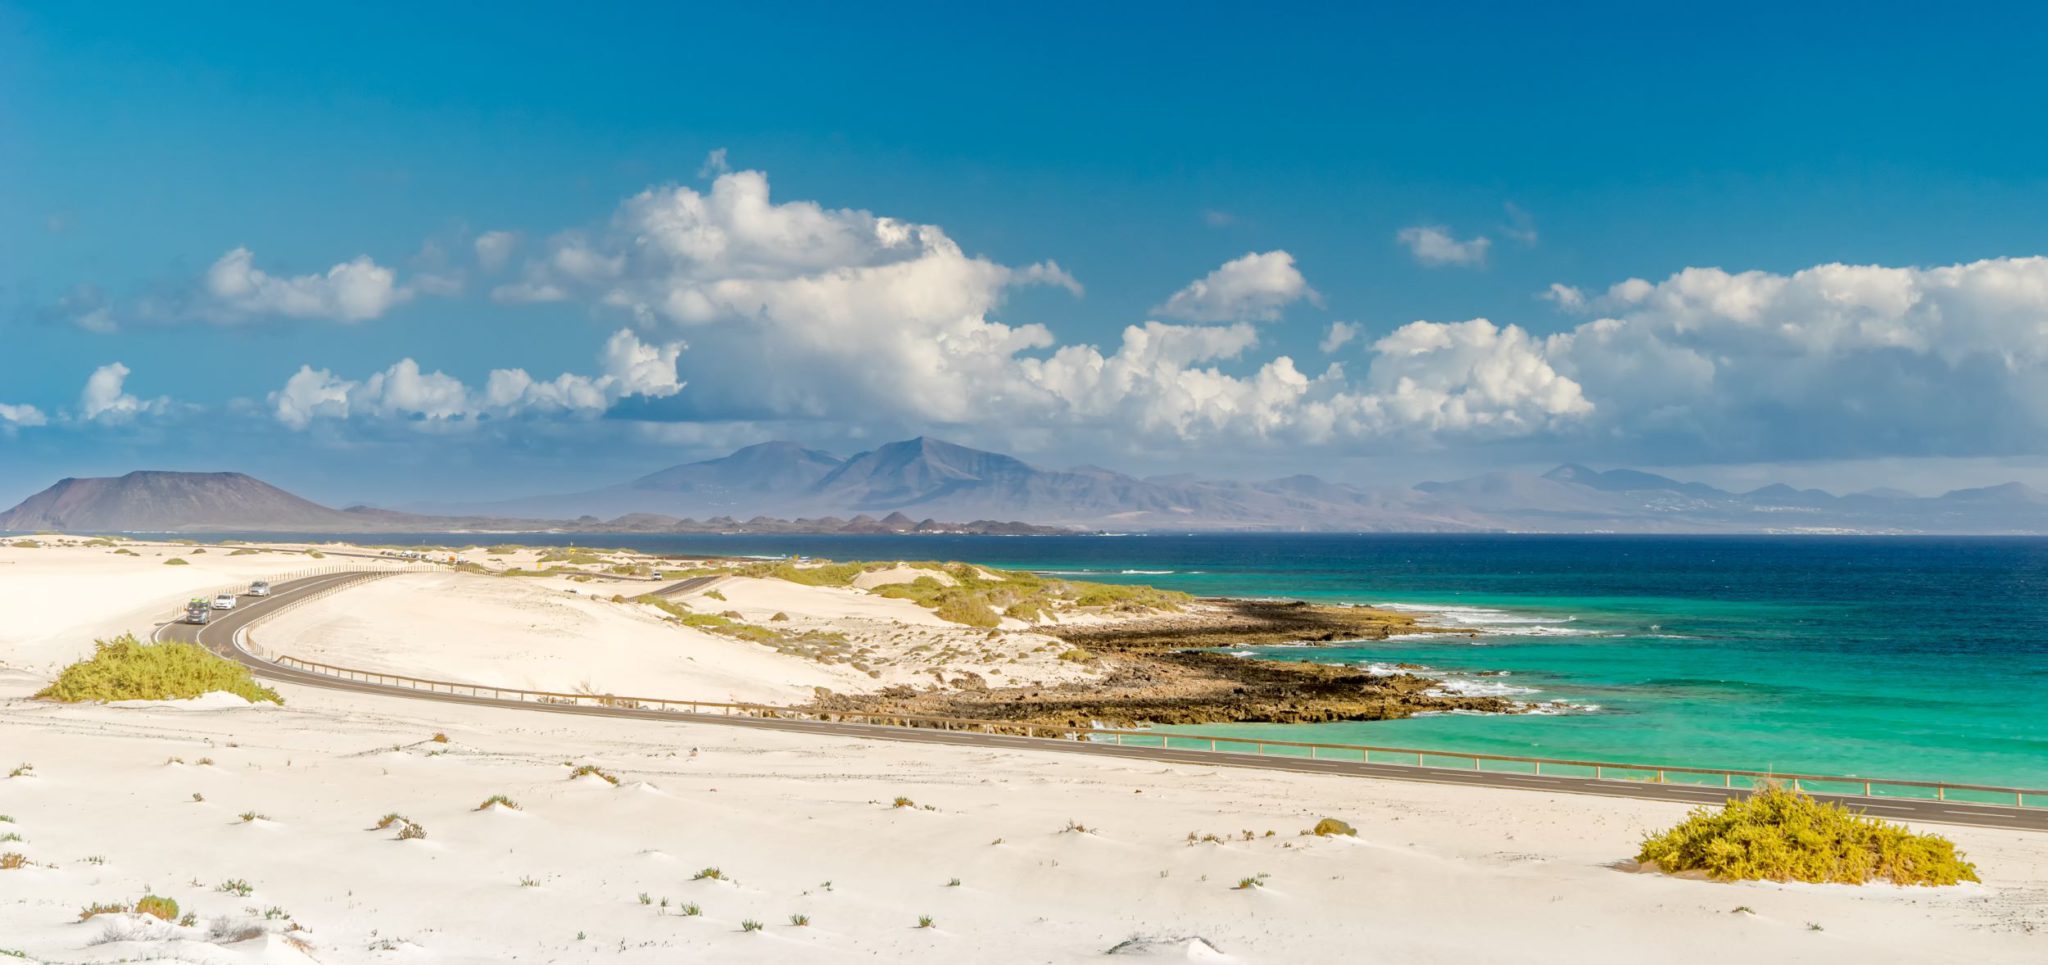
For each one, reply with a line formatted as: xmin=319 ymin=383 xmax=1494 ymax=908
xmin=1234 ymin=874 xmax=1270 ymax=890
xmin=8 ymin=764 xmax=33 ymax=778
xmin=113 ymin=548 xmax=139 ymax=556
xmin=430 ymin=732 xmax=449 ymax=743
xmin=191 ymin=792 xmax=205 ymax=803
xmin=78 ymin=901 xmax=129 ymax=921
xmin=133 ymin=894 xmax=180 ymax=921
xmin=740 ymin=919 xmax=764 ymax=933
xmin=1062 ymin=819 xmax=1093 ymax=834
xmin=692 ymin=867 xmax=725 ymax=881
xmin=864 ymin=561 xmax=1190 ymax=627
xmin=238 ymin=811 xmax=267 ymax=823
xmin=1309 ymin=818 xmax=1357 ymax=837
xmin=892 ymin=795 xmax=916 ymax=808
xmin=228 ymin=548 xmax=262 ymax=556
xmin=519 ymin=875 xmax=541 ymax=887
xmin=477 ymin=794 xmax=521 ymax=811
xmin=568 ymin=764 xmax=619 ymax=785
xmin=635 ymin=594 xmax=854 ymax=663
xmin=396 ymin=820 xmax=427 ymax=840
xmin=679 ymin=902 xmax=702 ymax=916
xmin=788 ymin=913 xmax=811 ymax=926
xmin=917 ymin=915 xmax=936 ymax=929
xmin=702 ymin=588 xmax=727 ymax=601
xmin=1637 ymin=785 xmax=1980 ymax=885
xmin=0 ymin=853 xmax=25 ymax=870
xmin=372 ymin=813 xmax=410 ymax=831
xmin=946 ymin=877 xmax=962 ymax=887
xmin=162 ymin=557 xmax=190 ymax=566
xmin=0 ymin=833 xmax=20 ymax=844
xmin=207 ymin=919 xmax=265 ymax=943
xmin=217 ymin=878 xmax=255 ymax=897
xmin=36 ymin=635 xmax=282 ymax=705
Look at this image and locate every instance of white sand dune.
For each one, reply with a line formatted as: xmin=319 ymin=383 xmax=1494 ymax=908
xmin=2 ymin=539 xmax=2044 ymax=963
xmin=0 ymin=541 xmax=351 ymax=672
xmin=2 ymin=672 xmax=2043 ymax=964
xmin=258 ymin=570 xmax=1098 ymax=702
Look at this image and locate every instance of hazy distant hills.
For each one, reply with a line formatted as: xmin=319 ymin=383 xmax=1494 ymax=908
xmin=13 ymin=439 xmax=2048 ymax=534
xmin=0 ymin=467 xmax=1069 ymax=536
xmin=457 ymin=436 xmax=2048 ymax=534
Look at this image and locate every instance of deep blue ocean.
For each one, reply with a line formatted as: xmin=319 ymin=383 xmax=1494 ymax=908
xmin=189 ymin=532 xmax=2048 ymax=789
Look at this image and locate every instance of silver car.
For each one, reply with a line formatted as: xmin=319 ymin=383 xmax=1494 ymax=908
xmin=211 ymin=593 xmax=238 ymax=611
xmin=249 ymin=581 xmax=271 ymax=597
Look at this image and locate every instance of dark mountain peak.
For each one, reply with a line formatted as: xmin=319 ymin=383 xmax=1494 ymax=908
xmin=628 ymin=440 xmax=841 ymax=495
xmin=0 ymin=470 xmax=357 ymax=533
xmin=811 ymin=436 xmax=1044 ymax=508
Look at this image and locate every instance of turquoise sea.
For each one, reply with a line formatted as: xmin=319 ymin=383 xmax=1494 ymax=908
xmin=188 ymin=532 xmax=2048 ymax=789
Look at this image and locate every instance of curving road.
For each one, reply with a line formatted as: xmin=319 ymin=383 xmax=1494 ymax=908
xmin=157 ymin=571 xmax=2048 ymax=833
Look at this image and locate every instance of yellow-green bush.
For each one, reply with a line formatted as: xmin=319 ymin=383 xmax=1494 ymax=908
xmin=134 ymin=894 xmax=180 ymax=921
xmin=1636 ymin=785 xmax=1979 ymax=885
xmin=36 ymin=635 xmax=282 ymax=705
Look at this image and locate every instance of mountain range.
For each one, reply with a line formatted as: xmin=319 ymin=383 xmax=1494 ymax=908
xmin=9 ymin=438 xmax=2048 ymax=534
xmin=429 ymin=438 xmax=2048 ymax=534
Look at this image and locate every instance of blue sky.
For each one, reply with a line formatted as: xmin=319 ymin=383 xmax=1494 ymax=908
xmin=7 ymin=2 xmax=2048 ymax=507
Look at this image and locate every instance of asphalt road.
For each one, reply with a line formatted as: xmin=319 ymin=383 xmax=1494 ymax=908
xmin=157 ymin=570 xmax=2048 ymax=833
xmin=647 ymin=574 xmax=722 ymax=597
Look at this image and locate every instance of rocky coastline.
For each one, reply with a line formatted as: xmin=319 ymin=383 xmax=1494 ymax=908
xmin=804 ymin=598 xmax=1514 ymax=729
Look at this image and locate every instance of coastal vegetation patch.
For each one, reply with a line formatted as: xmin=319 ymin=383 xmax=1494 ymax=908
xmin=1636 ymin=785 xmax=1980 ymax=885
xmin=36 ymin=635 xmax=283 ymax=705
xmin=633 ymin=594 xmax=856 ymax=664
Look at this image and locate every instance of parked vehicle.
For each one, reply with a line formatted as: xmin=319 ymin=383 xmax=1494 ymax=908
xmin=211 ymin=593 xmax=238 ymax=611
xmin=249 ymin=581 xmax=271 ymax=597
xmin=185 ymin=600 xmax=212 ymax=625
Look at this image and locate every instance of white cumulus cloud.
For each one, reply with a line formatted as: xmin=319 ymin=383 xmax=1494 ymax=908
xmin=1537 ymin=256 xmax=2048 ymax=459
xmin=1319 ymin=321 xmax=1360 ymax=354
xmin=1153 ymin=250 xmax=1316 ymax=322
xmin=477 ymin=165 xmax=1594 ymax=449
xmin=204 ymin=247 xmax=413 ymax=322
xmin=0 ymin=402 xmax=48 ymax=429
xmin=1396 ymin=225 xmax=1491 ymax=268
xmin=78 ymin=362 xmax=169 ymax=423
xmin=272 ymin=329 xmax=685 ymax=430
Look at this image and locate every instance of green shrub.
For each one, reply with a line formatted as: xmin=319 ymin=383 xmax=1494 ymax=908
xmin=1636 ymin=786 xmax=1980 ymax=885
xmin=1310 ymin=818 xmax=1357 ymax=837
xmin=134 ymin=894 xmax=179 ymax=921
xmin=35 ymin=635 xmax=282 ymax=705
xmin=477 ymin=794 xmax=520 ymax=811
xmin=934 ymin=595 xmax=1000 ymax=629
xmin=163 ymin=557 xmax=190 ymax=566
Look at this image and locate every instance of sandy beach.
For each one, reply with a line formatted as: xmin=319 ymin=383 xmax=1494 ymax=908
xmin=2 ymin=538 xmax=2045 ymax=963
